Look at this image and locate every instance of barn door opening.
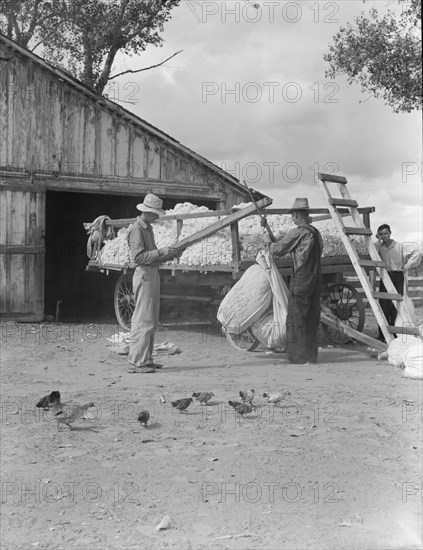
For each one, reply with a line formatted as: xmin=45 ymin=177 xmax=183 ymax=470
xmin=0 ymin=188 xmax=46 ymax=321
xmin=44 ymin=191 xmax=218 ymax=322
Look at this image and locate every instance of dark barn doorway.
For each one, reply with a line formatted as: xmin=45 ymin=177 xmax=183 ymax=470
xmin=44 ymin=191 xmax=217 ymax=322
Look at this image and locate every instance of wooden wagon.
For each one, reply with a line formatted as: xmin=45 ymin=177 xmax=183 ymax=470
xmin=85 ymin=199 xmax=377 ymax=351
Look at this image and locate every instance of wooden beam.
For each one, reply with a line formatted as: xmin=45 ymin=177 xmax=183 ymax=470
xmin=343 ymin=227 xmax=373 ymax=236
xmin=359 ymin=259 xmax=386 ymax=268
xmin=0 ymin=172 xmax=225 ymax=199
xmin=173 ymin=198 xmax=272 ymax=253
xmin=311 ymin=212 xmax=351 ymax=223
xmin=329 ymin=198 xmax=358 ymax=207
xmin=0 ymin=245 xmax=45 ymax=254
xmin=318 ymin=173 xmax=348 ymax=184
xmin=372 ymin=292 xmax=403 ymax=300
xmin=230 ymin=222 xmax=241 ymax=272
xmin=83 ymin=209 xmax=233 ymax=231
xmin=263 ymin=207 xmax=375 ymax=215
xmin=320 ymin=309 xmax=387 ymax=351
xmin=37 ymin=178 xmax=223 ymax=198
xmin=386 ymin=326 xmax=420 ymax=336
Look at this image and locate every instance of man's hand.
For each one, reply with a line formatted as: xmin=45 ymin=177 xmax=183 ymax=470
xmin=262 ymin=233 xmax=273 ymax=244
xmin=159 ymin=246 xmax=177 ymax=257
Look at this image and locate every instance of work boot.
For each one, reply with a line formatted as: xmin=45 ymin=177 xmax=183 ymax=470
xmin=146 ymin=362 xmax=164 ymax=369
xmin=128 ymin=365 xmax=156 ymax=374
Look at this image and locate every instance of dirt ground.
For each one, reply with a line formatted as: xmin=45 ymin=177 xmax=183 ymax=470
xmin=1 ymin=312 xmax=422 ymax=550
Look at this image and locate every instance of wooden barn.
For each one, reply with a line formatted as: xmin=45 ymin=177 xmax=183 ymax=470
xmin=0 ymin=33 xmax=250 ymax=322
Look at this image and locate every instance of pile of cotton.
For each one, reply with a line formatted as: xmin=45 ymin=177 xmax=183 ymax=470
xmin=98 ymin=227 xmax=131 ymax=265
xmin=96 ymin=202 xmax=368 ymax=267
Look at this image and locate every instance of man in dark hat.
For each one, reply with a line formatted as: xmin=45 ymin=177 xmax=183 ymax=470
xmin=264 ymin=198 xmax=323 ymax=364
xmin=127 ymin=194 xmax=178 ymax=373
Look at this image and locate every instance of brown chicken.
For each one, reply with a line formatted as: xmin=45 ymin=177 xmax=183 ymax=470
xmin=192 ymin=392 xmax=214 ymax=405
xmin=36 ymin=391 xmax=61 ymax=410
xmin=138 ymin=410 xmax=150 ymax=428
xmin=171 ymin=398 xmax=193 ymax=413
xmin=53 ymin=402 xmax=95 ymax=431
xmin=228 ymin=400 xmax=253 ymax=416
xmin=239 ymin=389 xmax=255 ymax=404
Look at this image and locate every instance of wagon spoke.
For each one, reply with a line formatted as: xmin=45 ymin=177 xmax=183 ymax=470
xmin=321 ymin=282 xmax=365 ymax=345
xmin=114 ymin=273 xmax=134 ymax=330
xmin=225 ymin=327 xmax=260 ymax=352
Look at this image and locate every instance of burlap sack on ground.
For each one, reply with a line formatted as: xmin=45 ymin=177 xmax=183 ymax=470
xmin=217 ymin=264 xmax=271 ymax=334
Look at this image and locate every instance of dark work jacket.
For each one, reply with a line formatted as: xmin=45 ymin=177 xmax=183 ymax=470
xmin=271 ymin=223 xmax=323 ymax=296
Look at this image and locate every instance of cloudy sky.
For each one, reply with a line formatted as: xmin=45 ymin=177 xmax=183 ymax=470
xmin=109 ymin=0 xmax=422 ymax=246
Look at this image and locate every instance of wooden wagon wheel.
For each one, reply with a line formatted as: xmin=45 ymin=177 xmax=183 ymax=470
xmin=114 ymin=272 xmax=135 ymax=330
xmin=321 ymin=282 xmax=365 ymax=345
xmin=212 ymin=284 xmax=261 ymax=352
xmin=224 ymin=327 xmax=260 ymax=352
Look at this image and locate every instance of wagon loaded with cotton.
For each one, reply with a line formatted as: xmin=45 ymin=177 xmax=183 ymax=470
xmin=84 ymin=193 xmax=378 ymax=351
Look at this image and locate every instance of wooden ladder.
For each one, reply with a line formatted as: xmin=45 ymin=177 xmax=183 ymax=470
xmin=317 ymin=173 xmax=416 ymax=345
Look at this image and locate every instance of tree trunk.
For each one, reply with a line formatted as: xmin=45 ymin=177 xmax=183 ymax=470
xmin=82 ymin=32 xmax=95 ymax=88
xmin=7 ymin=11 xmax=13 ymax=38
xmin=95 ymin=44 xmax=120 ymax=94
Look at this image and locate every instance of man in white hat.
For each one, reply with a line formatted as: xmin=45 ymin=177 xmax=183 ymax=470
xmin=127 ymin=194 xmax=178 ymax=373
xmin=264 ymin=198 xmax=323 ymax=364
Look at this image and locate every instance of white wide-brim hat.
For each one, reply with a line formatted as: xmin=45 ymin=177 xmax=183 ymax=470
xmin=287 ymin=197 xmax=310 ymax=213
xmin=136 ymin=193 xmax=165 ymax=216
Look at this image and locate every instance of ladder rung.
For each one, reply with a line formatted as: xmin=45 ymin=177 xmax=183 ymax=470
xmin=329 ymin=198 xmax=358 ymax=207
xmin=386 ymin=326 xmax=420 ymax=335
xmin=343 ymin=227 xmax=373 ymax=236
xmin=318 ymin=173 xmax=348 ymax=184
xmin=372 ymin=292 xmax=403 ymax=300
xmin=358 ymin=259 xmax=386 ymax=268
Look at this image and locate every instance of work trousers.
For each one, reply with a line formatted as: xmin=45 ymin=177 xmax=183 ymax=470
xmin=286 ymin=288 xmax=321 ymax=364
xmin=128 ymin=266 xmax=160 ymax=366
xmin=378 ymin=271 xmax=404 ymax=340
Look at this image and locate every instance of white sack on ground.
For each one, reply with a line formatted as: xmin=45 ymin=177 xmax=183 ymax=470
xmin=403 ymin=341 xmax=423 ymax=379
xmin=251 ymin=250 xmax=289 ymax=350
xmin=386 ymin=338 xmax=412 ymax=367
xmin=385 ymin=336 xmax=423 ymax=380
xmin=217 ymin=264 xmax=271 ymax=334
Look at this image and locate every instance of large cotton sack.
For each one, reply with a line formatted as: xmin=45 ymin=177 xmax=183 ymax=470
xmin=386 ymin=336 xmax=422 ymax=369
xmin=251 ymin=250 xmax=289 ymax=350
xmin=217 ymin=264 xmax=271 ymax=333
xmin=403 ymin=340 xmax=423 ymax=380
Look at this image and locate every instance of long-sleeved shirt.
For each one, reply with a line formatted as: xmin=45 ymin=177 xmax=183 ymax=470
xmin=270 ymin=224 xmax=323 ymax=272
xmin=127 ymin=217 xmax=161 ymax=266
xmin=375 ymin=239 xmax=421 ymax=271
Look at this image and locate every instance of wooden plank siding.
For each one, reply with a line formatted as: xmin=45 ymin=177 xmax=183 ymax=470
xmin=0 ymin=189 xmax=45 ymax=319
xmin=0 ymin=33 xmax=251 ymax=319
xmin=0 ymin=38 xmax=249 ymax=208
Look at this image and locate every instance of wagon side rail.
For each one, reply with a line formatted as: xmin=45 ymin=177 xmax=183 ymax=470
xmin=83 ymin=206 xmax=375 ymax=230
